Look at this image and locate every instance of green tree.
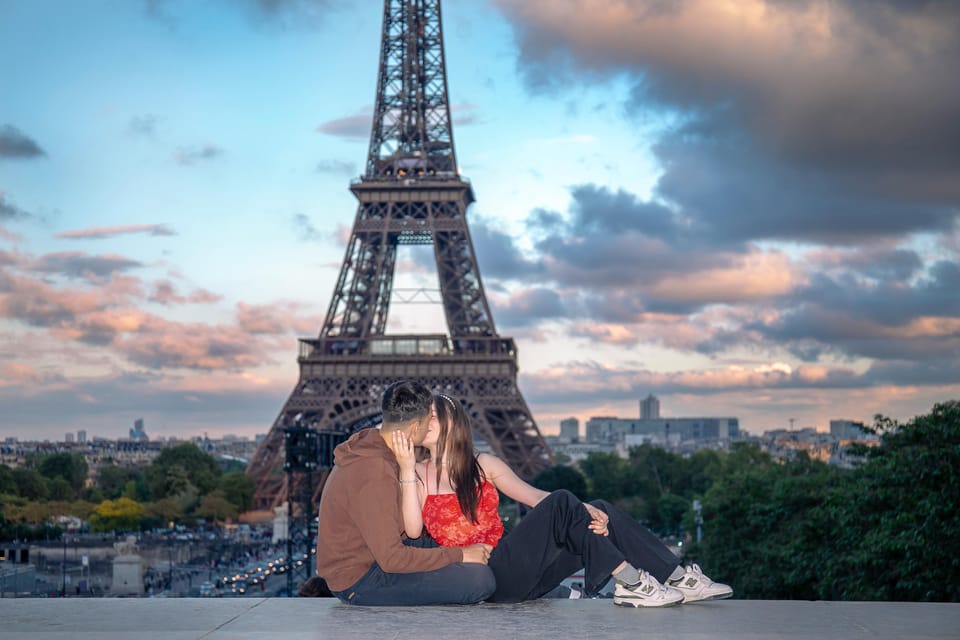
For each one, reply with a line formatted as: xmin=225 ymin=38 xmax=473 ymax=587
xmin=532 ymin=465 xmax=588 ymax=499
xmin=824 ymin=401 xmax=960 ymax=601
xmin=195 ymin=489 xmax=239 ymax=523
xmin=48 ymin=477 xmax=74 ymax=501
xmin=96 ymin=465 xmax=141 ymax=500
xmin=12 ymin=468 xmax=49 ymax=501
xmin=218 ymin=472 xmax=256 ymax=513
xmin=37 ymin=453 xmax=88 ymax=495
xmin=579 ymin=452 xmax=633 ymax=502
xmin=145 ymin=443 xmax=221 ymax=499
xmin=0 ymin=465 xmax=17 ymax=495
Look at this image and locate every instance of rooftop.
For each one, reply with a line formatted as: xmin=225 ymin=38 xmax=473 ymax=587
xmin=1 ymin=598 xmax=957 ymax=640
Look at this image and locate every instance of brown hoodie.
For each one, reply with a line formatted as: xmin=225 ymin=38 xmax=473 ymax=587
xmin=316 ymin=427 xmax=463 ymax=592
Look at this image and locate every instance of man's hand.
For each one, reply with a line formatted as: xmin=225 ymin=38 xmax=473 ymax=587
xmin=461 ymin=543 xmax=493 ymax=564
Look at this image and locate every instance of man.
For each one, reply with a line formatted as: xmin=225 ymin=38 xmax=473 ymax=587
xmin=313 ymin=380 xmax=495 ymax=605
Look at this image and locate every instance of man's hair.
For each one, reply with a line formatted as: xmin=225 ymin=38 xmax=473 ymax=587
xmin=381 ymin=380 xmax=433 ymax=428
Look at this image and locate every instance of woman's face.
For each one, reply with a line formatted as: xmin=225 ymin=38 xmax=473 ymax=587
xmin=421 ymin=402 xmax=442 ymax=449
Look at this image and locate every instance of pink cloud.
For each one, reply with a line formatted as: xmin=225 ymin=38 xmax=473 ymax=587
xmin=149 ymin=279 xmax=222 ymax=305
xmin=54 ymin=224 xmax=176 ymax=240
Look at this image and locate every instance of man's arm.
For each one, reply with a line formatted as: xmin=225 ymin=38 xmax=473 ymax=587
xmin=353 ymin=458 xmax=463 ymax=573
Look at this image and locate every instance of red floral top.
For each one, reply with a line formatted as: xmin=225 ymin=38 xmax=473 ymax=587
xmin=422 ymin=481 xmax=504 ymax=547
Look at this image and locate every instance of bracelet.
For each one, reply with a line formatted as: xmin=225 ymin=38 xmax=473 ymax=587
xmin=399 ymin=479 xmax=417 ymax=484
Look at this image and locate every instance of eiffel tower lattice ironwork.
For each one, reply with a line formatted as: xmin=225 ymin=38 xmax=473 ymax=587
xmin=247 ymin=0 xmax=553 ymax=508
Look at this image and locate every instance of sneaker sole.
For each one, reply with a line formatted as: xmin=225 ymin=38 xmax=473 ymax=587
xmin=613 ymin=597 xmax=683 ymax=608
xmin=681 ymin=590 xmax=734 ymax=604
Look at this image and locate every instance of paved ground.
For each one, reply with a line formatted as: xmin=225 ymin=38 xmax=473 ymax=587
xmin=1 ymin=598 xmax=957 ymax=640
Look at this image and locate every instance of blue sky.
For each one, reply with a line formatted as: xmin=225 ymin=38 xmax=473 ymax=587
xmin=2 ymin=0 xmax=959 ymax=442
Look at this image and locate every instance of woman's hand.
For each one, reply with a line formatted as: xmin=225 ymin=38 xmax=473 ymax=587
xmin=583 ymin=502 xmax=609 ymax=537
xmin=391 ymin=430 xmax=416 ymax=479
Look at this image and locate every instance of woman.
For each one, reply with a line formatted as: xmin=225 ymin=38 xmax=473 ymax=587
xmin=390 ymin=393 xmax=732 ymax=606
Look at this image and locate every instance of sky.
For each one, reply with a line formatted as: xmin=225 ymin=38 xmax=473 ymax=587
xmin=1 ymin=0 xmax=958 ymax=443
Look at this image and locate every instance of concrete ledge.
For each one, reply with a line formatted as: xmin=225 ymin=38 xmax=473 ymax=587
xmin=1 ymin=598 xmax=957 ymax=640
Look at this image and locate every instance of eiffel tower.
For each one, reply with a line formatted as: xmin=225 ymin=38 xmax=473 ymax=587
xmin=247 ymin=0 xmax=553 ymax=508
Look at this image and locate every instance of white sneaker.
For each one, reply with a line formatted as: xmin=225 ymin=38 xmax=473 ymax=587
xmin=613 ymin=571 xmax=684 ymax=608
xmin=669 ymin=564 xmax=733 ymax=603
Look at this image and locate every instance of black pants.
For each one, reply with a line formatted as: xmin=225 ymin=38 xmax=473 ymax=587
xmin=486 ymin=489 xmax=680 ymax=602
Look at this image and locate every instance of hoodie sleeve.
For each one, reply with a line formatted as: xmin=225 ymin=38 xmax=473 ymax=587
xmin=355 ymin=457 xmax=464 ymax=573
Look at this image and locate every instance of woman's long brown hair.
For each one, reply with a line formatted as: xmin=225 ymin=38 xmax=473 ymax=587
xmin=430 ymin=394 xmax=485 ymax=523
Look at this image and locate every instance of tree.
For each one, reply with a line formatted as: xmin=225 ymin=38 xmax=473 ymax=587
xmin=96 ymin=465 xmax=141 ymax=500
xmin=146 ymin=444 xmax=221 ymax=499
xmin=90 ymin=497 xmax=146 ymax=532
xmin=195 ymin=489 xmax=239 ymax=523
xmin=0 ymin=465 xmax=16 ymax=495
xmin=218 ymin=472 xmax=256 ymax=513
xmin=37 ymin=453 xmax=88 ymax=495
xmin=532 ymin=465 xmax=588 ymax=499
xmin=578 ymin=452 xmax=633 ymax=502
xmin=12 ymin=468 xmax=49 ymax=501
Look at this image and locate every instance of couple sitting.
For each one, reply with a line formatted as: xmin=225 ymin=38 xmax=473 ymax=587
xmin=305 ymin=380 xmax=732 ymax=607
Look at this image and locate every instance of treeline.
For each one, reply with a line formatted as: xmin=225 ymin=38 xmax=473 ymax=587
xmin=533 ymin=400 xmax=960 ymax=602
xmin=0 ymin=443 xmax=255 ymax=539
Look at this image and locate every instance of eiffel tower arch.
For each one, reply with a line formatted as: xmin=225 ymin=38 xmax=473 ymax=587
xmin=247 ymin=0 xmax=553 ymax=508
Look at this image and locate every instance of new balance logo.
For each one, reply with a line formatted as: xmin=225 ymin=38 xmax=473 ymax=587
xmin=684 ymin=578 xmax=699 ymax=588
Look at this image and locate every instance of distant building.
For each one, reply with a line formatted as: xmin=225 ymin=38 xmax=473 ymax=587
xmin=77 ymin=430 xmax=87 ymax=444
xmin=830 ymin=419 xmax=870 ymax=439
xmin=559 ymin=417 xmax=580 ymax=442
xmin=65 ymin=433 xmax=75 ymax=443
xmin=129 ymin=419 xmax=148 ymax=442
xmin=586 ymin=416 xmax=740 ymax=446
xmin=640 ymin=394 xmax=660 ymax=419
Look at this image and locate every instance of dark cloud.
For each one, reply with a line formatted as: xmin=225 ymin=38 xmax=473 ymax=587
xmin=491 ymin=287 xmax=567 ymax=328
xmin=31 ymin=252 xmax=144 ymax=280
xmin=175 ymin=144 xmax=224 ymax=166
xmin=469 ymin=219 xmax=542 ymax=280
xmin=652 ymin=135 xmax=959 ymax=246
xmin=292 ymin=212 xmax=323 ymax=242
xmin=316 ymin=111 xmax=371 ymax=140
xmin=0 ymin=193 xmax=31 ymax=220
xmin=0 ymin=125 xmax=46 ymax=159
xmin=496 ymin=0 xmax=960 ymax=212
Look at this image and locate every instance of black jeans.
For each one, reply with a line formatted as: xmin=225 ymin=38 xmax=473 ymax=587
xmin=486 ymin=489 xmax=680 ymax=602
xmin=330 ymin=536 xmax=496 ymax=606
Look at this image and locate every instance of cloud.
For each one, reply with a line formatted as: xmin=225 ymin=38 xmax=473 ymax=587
xmin=315 ymin=159 xmax=357 ymax=175
xmin=0 ymin=193 xmax=32 ymax=221
xmin=55 ymin=223 xmax=177 ymax=240
xmin=175 ymin=143 xmax=224 ymax=165
xmin=128 ymin=114 xmax=161 ymax=136
xmin=30 ymin=252 xmax=144 ymax=281
xmin=291 ymin=212 xmax=328 ymax=242
xmin=149 ymin=280 xmax=222 ymax=305
xmin=496 ymin=0 xmax=960 ymax=201
xmin=316 ymin=109 xmax=372 ymax=140
xmin=0 ymin=125 xmax=46 ymax=159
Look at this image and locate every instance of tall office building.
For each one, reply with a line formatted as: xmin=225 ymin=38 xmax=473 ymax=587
xmin=77 ymin=430 xmax=87 ymax=443
xmin=640 ymin=394 xmax=660 ymax=419
xmin=130 ymin=418 xmax=148 ymax=441
xmin=65 ymin=433 xmax=75 ymax=443
xmin=560 ymin=417 xmax=580 ymax=442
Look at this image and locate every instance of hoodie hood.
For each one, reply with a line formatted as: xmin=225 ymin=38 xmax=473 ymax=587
xmin=333 ymin=426 xmax=389 ymax=467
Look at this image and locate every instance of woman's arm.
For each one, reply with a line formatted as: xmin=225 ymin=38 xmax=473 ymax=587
xmin=391 ymin=431 xmax=425 ymax=538
xmin=478 ymin=453 xmax=549 ymax=508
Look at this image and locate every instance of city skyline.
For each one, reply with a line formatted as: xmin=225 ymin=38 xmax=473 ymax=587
xmin=2 ymin=0 xmax=959 ymax=442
